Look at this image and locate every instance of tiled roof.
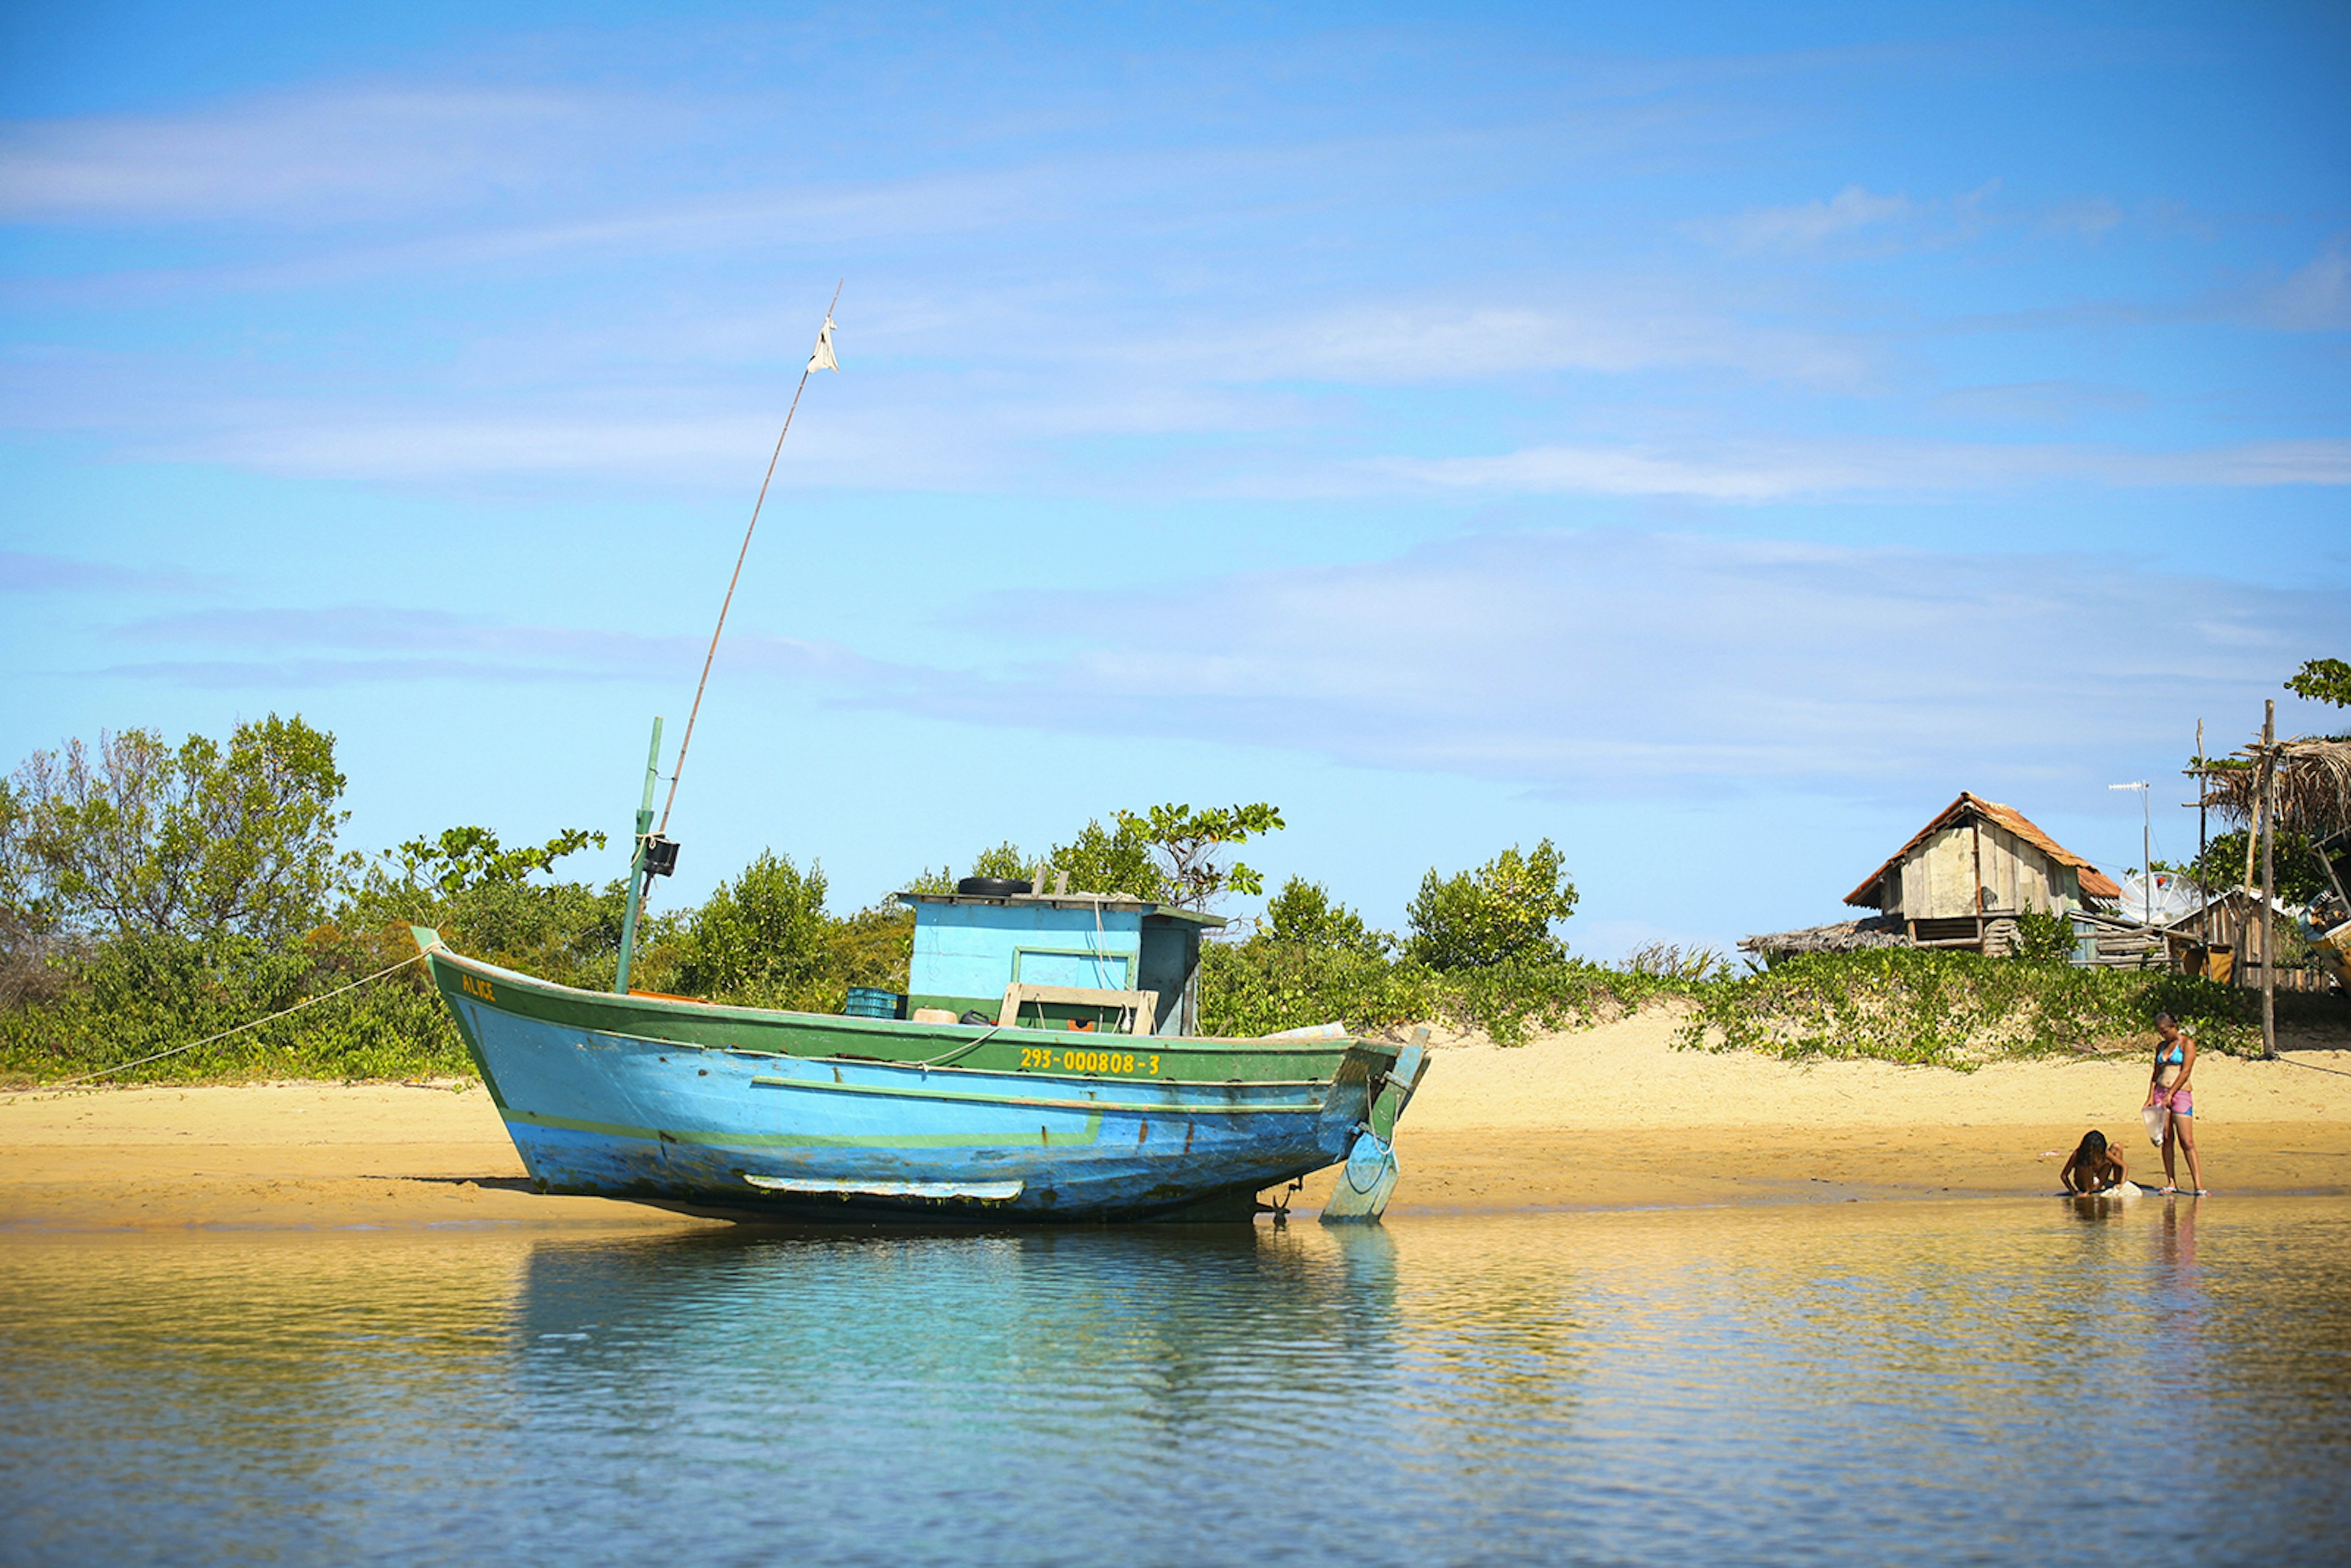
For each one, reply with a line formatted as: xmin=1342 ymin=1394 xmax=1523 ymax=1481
xmin=1844 ymin=792 xmax=2120 ymax=908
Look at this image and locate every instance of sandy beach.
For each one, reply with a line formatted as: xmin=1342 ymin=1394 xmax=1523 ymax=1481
xmin=6 ymin=1008 xmax=2347 ymax=1231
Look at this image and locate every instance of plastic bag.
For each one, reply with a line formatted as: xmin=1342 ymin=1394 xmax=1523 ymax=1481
xmin=2143 ymin=1101 xmax=2170 ymax=1147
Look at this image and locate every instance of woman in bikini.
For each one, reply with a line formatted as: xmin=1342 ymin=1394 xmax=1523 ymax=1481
xmin=2145 ymin=1012 xmax=2206 ymax=1195
xmin=2060 ymin=1128 xmax=2129 ymax=1195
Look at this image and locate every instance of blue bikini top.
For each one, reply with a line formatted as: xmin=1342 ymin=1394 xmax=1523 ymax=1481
xmin=2161 ymin=1043 xmax=2185 ymax=1065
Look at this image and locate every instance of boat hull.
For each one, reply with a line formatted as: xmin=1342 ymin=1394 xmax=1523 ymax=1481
xmin=422 ymin=940 xmax=1422 ymax=1221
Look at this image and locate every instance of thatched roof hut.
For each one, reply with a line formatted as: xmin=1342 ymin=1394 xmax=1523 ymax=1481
xmin=2203 ymin=737 xmax=2351 ymax=837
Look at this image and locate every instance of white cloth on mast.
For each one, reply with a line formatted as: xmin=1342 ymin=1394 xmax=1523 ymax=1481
xmin=806 ymin=315 xmax=839 ymax=373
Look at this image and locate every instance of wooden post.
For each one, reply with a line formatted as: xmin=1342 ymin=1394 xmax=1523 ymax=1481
xmin=1971 ymin=814 xmax=1985 ymax=951
xmin=2260 ymin=699 xmax=2277 ymax=1060
xmin=2195 ymin=718 xmax=2208 ymax=946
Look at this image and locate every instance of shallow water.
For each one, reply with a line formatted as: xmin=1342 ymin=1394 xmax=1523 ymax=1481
xmin=2 ymin=1197 xmax=2347 ymax=1566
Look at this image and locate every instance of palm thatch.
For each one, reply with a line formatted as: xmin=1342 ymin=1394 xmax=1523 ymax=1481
xmin=1739 ymin=915 xmax=1913 ymax=958
xmin=2202 ymin=737 xmax=2351 ymax=836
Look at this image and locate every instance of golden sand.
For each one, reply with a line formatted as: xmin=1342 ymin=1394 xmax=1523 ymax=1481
xmin=4 ymin=1007 xmax=2345 ymax=1230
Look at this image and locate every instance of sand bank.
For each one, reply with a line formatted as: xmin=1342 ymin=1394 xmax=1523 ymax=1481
xmin=4 ymin=1008 xmax=2346 ymax=1230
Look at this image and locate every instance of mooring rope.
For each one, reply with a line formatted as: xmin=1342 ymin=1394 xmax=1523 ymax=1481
xmin=5 ymin=951 xmax=427 ymax=1097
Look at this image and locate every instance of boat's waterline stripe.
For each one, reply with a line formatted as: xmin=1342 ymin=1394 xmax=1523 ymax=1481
xmin=744 ymin=1074 xmax=1322 ymax=1115
xmin=743 ymin=1174 xmax=1024 ymax=1202
xmin=504 ymin=1106 xmax=1106 ymax=1150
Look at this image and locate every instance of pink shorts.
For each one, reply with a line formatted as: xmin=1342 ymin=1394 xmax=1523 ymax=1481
xmin=2164 ymin=1087 xmax=2194 ymax=1117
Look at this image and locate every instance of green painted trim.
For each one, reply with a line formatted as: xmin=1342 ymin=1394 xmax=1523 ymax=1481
xmin=745 ymin=1075 xmax=1318 ymax=1114
xmin=424 ymin=947 xmax=1376 ymax=1083
xmin=505 ymin=1106 xmax=1105 ymax=1150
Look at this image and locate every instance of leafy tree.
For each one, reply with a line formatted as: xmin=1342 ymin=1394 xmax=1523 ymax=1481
xmin=342 ymin=823 xmax=623 ymax=988
xmin=823 ymin=904 xmax=917 ymax=994
xmin=389 ymin=825 xmax=606 ymax=897
xmin=1406 ymin=839 xmax=1578 ymax=970
xmin=966 ymin=841 xmax=1033 ymax=881
xmin=1047 ymin=816 xmax=1171 ymax=901
xmin=895 ymin=840 xmax=1043 ymax=898
xmin=1262 ymin=876 xmax=1390 ymax=958
xmin=2154 ymin=828 xmax=2340 ymax=907
xmin=0 ymin=778 xmax=32 ymax=919
xmin=9 ymin=716 xmax=356 ymax=947
xmin=670 ymin=851 xmax=833 ymax=1008
xmin=1109 ymin=802 xmax=1283 ymax=909
xmin=2286 ymin=657 xmax=2351 ymax=708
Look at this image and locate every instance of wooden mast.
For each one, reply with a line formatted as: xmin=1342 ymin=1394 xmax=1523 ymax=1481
xmin=659 ymin=280 xmax=844 ymax=841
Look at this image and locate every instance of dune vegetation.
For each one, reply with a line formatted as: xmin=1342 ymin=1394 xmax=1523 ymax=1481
xmin=2 ymin=716 xmax=2337 ymax=1088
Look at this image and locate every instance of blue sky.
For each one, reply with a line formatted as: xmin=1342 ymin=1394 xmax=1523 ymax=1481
xmin=3 ymin=1 xmax=2347 ymax=956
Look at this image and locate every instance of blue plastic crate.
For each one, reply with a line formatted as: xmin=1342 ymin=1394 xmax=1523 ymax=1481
xmin=843 ymin=986 xmax=904 ymax=1020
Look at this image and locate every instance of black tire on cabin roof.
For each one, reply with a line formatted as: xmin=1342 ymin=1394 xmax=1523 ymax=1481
xmin=956 ymin=876 xmax=1032 ymax=896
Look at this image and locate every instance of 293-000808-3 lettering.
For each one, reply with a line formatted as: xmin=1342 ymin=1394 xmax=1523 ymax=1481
xmin=1018 ymin=1047 xmax=1161 ymax=1076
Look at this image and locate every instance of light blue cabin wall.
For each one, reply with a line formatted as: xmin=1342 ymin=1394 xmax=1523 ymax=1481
xmin=909 ymin=902 xmax=1144 ymax=1002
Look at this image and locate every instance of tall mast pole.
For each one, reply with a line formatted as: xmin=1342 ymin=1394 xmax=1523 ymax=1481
xmin=659 ymin=280 xmax=844 ymax=839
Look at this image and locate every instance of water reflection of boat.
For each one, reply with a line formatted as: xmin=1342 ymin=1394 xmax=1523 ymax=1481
xmin=414 ymin=888 xmax=1426 ymax=1223
xmin=511 ymin=1221 xmax=1406 ymax=1409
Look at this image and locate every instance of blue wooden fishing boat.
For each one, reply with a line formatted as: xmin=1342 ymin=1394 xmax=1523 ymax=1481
xmin=413 ymin=882 xmax=1426 ymax=1222
xmin=411 ymin=299 xmax=1425 ymax=1221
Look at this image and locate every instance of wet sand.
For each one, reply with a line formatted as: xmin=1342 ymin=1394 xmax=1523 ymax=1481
xmin=5 ymin=1008 xmax=2347 ymax=1230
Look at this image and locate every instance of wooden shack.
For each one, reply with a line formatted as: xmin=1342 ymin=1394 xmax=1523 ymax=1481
xmin=1843 ymin=792 xmax=2120 ymax=955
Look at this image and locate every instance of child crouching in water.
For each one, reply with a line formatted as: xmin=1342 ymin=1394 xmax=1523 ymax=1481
xmin=2060 ymin=1129 xmax=2129 ymax=1195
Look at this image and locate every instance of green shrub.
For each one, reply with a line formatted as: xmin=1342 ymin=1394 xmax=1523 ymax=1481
xmin=1673 ymin=948 xmax=2267 ymax=1069
xmin=1406 ymin=839 xmax=1577 ymax=969
xmin=1198 ymin=940 xmax=1693 ymax=1046
xmin=667 ymin=850 xmax=834 ymax=1009
xmin=1262 ymin=877 xmax=1390 ymax=957
xmin=2011 ymin=910 xmax=2079 ymax=964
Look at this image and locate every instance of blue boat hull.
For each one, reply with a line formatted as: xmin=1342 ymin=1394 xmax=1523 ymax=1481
xmin=439 ymin=958 xmax=1401 ymax=1221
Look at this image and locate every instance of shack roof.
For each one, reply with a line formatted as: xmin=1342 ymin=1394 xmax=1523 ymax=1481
xmin=895 ymin=891 xmax=1228 ymax=928
xmin=1843 ymin=792 xmax=2120 ymax=909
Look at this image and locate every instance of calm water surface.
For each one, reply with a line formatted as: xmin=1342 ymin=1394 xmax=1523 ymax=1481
xmin=3 ymin=1197 xmax=2347 ymax=1566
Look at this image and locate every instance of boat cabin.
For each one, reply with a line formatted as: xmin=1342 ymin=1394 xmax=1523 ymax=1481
xmin=898 ymin=889 xmax=1226 ymax=1037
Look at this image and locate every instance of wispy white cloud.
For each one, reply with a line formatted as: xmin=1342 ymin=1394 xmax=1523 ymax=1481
xmin=1138 ymin=294 xmax=1875 ymax=390
xmin=0 ymin=86 xmax=634 ymax=223
xmin=2255 ymin=239 xmax=2351 ymax=331
xmin=96 ymin=533 xmax=2347 ymax=800
xmin=1684 ymin=184 xmax=1914 ymax=254
xmin=1381 ymin=437 xmax=2351 ymax=501
xmin=1 ymin=551 xmax=217 ymax=595
xmin=106 ymin=604 xmax=899 ymax=689
xmin=866 ymin=530 xmax=2345 ymax=795
xmin=2040 ymin=196 xmax=2126 ymax=240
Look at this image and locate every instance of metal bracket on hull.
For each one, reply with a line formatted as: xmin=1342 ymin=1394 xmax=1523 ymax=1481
xmin=741 ymin=1173 xmax=1026 ymax=1202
